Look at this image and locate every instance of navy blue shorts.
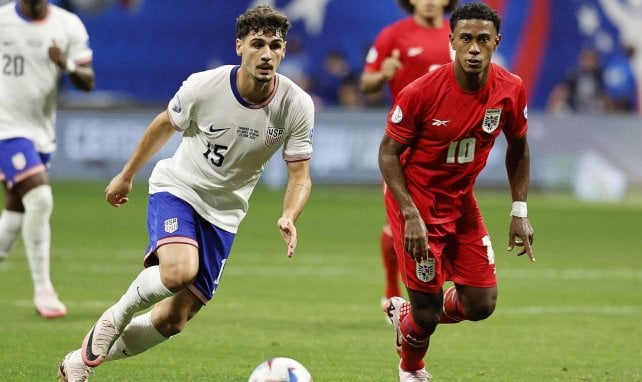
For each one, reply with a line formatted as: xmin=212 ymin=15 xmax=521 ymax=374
xmin=0 ymin=138 xmax=51 ymax=189
xmin=144 ymin=192 xmax=235 ymax=304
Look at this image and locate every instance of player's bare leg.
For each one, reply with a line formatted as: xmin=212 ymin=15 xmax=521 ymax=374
xmin=381 ymin=224 xmax=402 ymax=299
xmin=81 ymin=243 xmax=196 ymax=366
xmin=0 ymin=183 xmax=23 ymax=261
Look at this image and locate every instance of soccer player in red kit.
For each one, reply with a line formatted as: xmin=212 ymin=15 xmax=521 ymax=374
xmin=378 ymin=3 xmax=535 ymax=381
xmin=361 ymin=0 xmax=459 ymax=305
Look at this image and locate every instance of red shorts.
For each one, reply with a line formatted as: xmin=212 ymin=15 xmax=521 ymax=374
xmin=386 ymin=196 xmax=497 ymax=293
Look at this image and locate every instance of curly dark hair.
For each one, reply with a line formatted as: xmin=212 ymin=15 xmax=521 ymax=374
xmin=450 ymin=2 xmax=501 ymax=34
xmin=396 ymin=0 xmax=459 ymax=15
xmin=236 ymin=5 xmax=290 ymax=39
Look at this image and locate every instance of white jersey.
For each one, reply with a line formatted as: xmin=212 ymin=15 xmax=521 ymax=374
xmin=0 ymin=2 xmax=92 ymax=153
xmin=151 ymin=65 xmax=315 ymax=233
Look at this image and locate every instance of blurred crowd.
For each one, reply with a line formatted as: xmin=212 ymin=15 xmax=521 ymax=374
xmin=546 ymin=46 xmax=639 ymax=115
xmin=279 ymin=31 xmax=641 ymax=114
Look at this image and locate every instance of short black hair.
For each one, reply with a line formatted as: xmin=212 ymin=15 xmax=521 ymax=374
xmin=450 ymin=2 xmax=501 ymax=34
xmin=396 ymin=0 xmax=459 ymax=15
xmin=236 ymin=5 xmax=290 ymax=40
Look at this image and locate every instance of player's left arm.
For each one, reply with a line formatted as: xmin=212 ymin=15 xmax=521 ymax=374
xmin=48 ymin=39 xmax=95 ymax=91
xmin=505 ymin=133 xmax=535 ymax=262
xmin=278 ymin=159 xmax=312 ymax=258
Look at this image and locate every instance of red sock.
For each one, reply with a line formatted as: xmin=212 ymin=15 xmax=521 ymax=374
xmin=439 ymin=286 xmax=468 ymax=324
xmin=399 ymin=311 xmax=431 ymax=371
xmin=381 ymin=229 xmax=401 ymax=298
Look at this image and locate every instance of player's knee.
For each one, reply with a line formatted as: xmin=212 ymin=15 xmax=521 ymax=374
xmin=413 ymin=306 xmax=441 ymax=331
xmin=21 ymin=185 xmax=53 ymax=216
xmin=466 ymin=299 xmax=496 ymax=321
xmin=159 ymin=259 xmax=198 ymax=291
xmin=161 ymin=269 xmax=197 ymax=291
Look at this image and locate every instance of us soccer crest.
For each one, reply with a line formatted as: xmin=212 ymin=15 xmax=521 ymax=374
xmin=164 ymin=218 xmax=178 ymax=233
xmin=265 ymin=126 xmax=285 ymax=147
xmin=482 ymin=108 xmax=502 ymax=133
xmin=416 ymin=258 xmax=436 ymax=282
xmin=11 ymin=153 xmax=27 ymax=171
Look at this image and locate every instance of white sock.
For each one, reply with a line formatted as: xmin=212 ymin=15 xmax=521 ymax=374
xmin=0 ymin=209 xmax=24 ymax=258
xmin=21 ymin=185 xmax=54 ymax=293
xmin=112 ymin=266 xmax=174 ymax=321
xmin=105 ymin=312 xmax=168 ymax=362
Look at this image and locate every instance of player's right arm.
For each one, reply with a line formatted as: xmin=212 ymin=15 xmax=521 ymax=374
xmin=360 ymin=49 xmax=402 ymax=94
xmin=378 ymin=135 xmax=428 ymax=262
xmin=105 ymin=111 xmax=177 ymax=207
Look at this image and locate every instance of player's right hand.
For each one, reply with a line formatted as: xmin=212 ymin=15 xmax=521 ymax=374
xmin=381 ymin=49 xmax=402 ymax=80
xmin=403 ymin=213 xmax=429 ymax=262
xmin=104 ymin=173 xmax=132 ymax=207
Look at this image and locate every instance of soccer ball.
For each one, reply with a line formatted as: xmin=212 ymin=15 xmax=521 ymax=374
xmin=248 ymin=357 xmax=313 ymax=382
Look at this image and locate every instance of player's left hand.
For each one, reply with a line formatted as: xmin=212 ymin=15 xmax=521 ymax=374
xmin=48 ymin=39 xmax=67 ymax=69
xmin=508 ymin=216 xmax=535 ymax=262
xmin=278 ymin=217 xmax=297 ymax=258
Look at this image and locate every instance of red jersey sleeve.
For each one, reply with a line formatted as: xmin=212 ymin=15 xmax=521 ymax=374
xmin=385 ymin=82 xmax=423 ymax=144
xmin=363 ymin=26 xmax=394 ymax=73
xmin=504 ymin=80 xmax=528 ymax=140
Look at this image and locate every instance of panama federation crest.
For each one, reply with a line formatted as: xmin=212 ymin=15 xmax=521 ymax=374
xmin=481 ymin=108 xmax=502 ymax=133
xmin=416 ymin=258 xmax=436 ymax=282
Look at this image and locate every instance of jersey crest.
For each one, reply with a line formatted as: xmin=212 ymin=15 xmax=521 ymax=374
xmin=164 ymin=218 xmax=178 ymax=233
xmin=416 ymin=258 xmax=436 ymax=282
xmin=11 ymin=152 xmax=27 ymax=171
xmin=482 ymin=108 xmax=502 ymax=133
xmin=265 ymin=126 xmax=285 ymax=147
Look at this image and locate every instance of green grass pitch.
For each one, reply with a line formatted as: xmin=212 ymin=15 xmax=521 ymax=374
xmin=0 ymin=182 xmax=640 ymax=381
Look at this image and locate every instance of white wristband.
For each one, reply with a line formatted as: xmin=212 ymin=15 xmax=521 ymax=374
xmin=65 ymin=58 xmax=77 ymax=74
xmin=510 ymin=201 xmax=527 ymax=217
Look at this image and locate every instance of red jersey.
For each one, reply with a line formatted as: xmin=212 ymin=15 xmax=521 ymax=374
xmin=363 ymin=17 xmax=452 ymax=100
xmin=385 ymin=62 xmax=528 ymax=224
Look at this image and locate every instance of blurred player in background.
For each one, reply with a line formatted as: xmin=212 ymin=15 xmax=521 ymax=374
xmin=57 ymin=5 xmax=314 ymax=381
xmin=360 ymin=0 xmax=458 ymax=307
xmin=378 ymin=3 xmax=534 ymax=381
xmin=0 ymin=0 xmax=95 ymax=319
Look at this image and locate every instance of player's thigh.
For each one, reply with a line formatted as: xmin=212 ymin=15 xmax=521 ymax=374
xmin=157 ymin=243 xmax=200 ymax=288
xmin=0 ymin=138 xmax=50 ymax=200
xmin=455 ymin=284 xmax=497 ymax=320
xmin=448 ymin=209 xmax=496 ymax=289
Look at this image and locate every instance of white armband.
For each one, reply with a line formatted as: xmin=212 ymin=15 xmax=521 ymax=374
xmin=65 ymin=58 xmax=77 ymax=74
xmin=510 ymin=201 xmax=528 ymax=218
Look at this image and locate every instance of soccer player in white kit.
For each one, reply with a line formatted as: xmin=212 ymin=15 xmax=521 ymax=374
xmin=57 ymin=6 xmax=314 ymax=381
xmin=0 ymin=0 xmax=95 ymax=319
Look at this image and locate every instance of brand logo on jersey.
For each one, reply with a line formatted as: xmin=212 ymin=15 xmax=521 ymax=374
xmin=265 ymin=127 xmax=285 ymax=147
xmin=416 ymin=258 xmax=436 ymax=282
xmin=27 ymin=40 xmax=42 ymax=48
xmin=391 ymin=105 xmax=403 ymax=124
xmin=164 ymin=218 xmax=178 ymax=233
xmin=482 ymin=108 xmax=502 ymax=133
xmin=2 ymin=41 xmax=16 ymax=46
xmin=209 ymin=125 xmax=230 ymax=133
xmin=171 ymin=95 xmax=182 ymax=113
xmin=11 ymin=153 xmax=27 ymax=171
xmin=432 ymin=119 xmax=450 ymax=127
xmin=408 ymin=47 xmax=424 ymax=57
